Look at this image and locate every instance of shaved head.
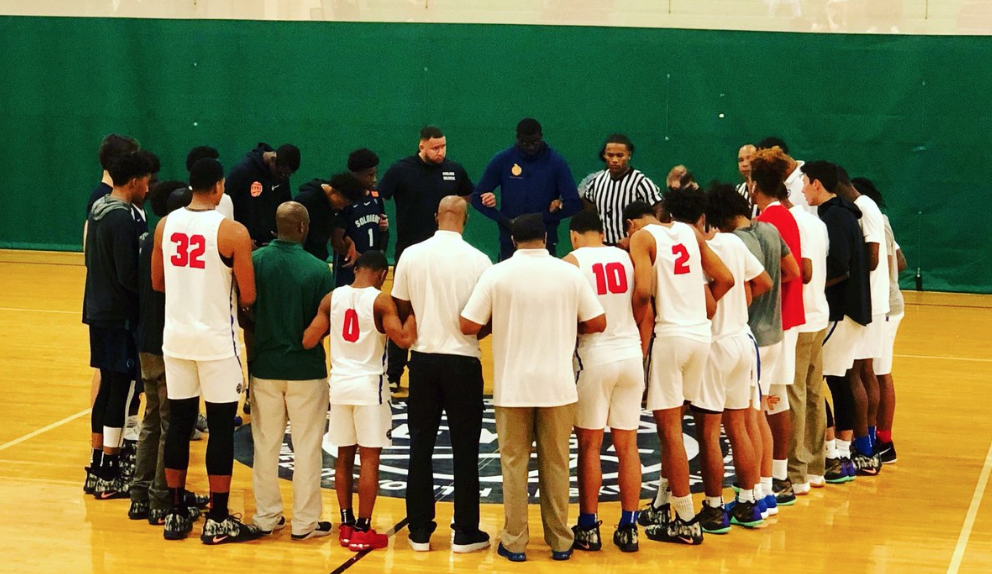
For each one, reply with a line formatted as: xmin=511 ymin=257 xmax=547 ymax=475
xmin=738 ymin=144 xmax=757 ymax=180
xmin=436 ymin=195 xmax=468 ymax=233
xmin=275 ymin=201 xmax=309 ymax=243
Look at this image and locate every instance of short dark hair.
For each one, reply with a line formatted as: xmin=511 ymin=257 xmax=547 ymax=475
xmin=275 ymin=144 xmax=301 ymax=173
xmin=800 ymin=160 xmax=839 ymax=193
xmin=148 ymin=180 xmax=188 ymax=218
xmin=511 ymin=213 xmax=546 ymax=243
xmin=836 ymin=166 xmax=852 ymax=186
xmin=328 ymin=172 xmax=367 ymax=203
xmin=167 ymin=188 xmax=193 ymax=214
xmin=622 ymin=201 xmax=655 ymax=226
xmin=419 ymin=125 xmax=444 ymax=140
xmin=140 ymin=150 xmax=161 ymax=175
xmin=108 ymin=151 xmax=155 ymax=186
xmin=705 ymin=183 xmax=751 ymax=230
xmin=189 ymin=158 xmax=225 ymax=192
xmin=98 ymin=134 xmax=139 ymax=171
xmin=185 ymin=146 xmax=219 ymax=172
xmin=852 ymin=177 xmax=886 ymax=208
xmin=569 ymin=209 xmax=603 ymax=234
xmin=600 ymin=133 xmax=634 ymax=161
xmin=347 ymin=148 xmax=379 ymax=173
xmin=662 ymin=186 xmax=708 ymax=224
xmin=516 ymin=118 xmax=542 ymax=137
xmin=354 ymin=250 xmax=388 ymax=272
xmin=756 ymin=137 xmax=789 ymax=155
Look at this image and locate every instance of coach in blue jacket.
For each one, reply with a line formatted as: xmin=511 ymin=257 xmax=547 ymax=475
xmin=472 ymin=118 xmax=581 ymax=260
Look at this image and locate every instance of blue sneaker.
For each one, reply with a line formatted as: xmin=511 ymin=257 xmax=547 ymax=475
xmin=497 ymin=543 xmax=526 ymax=562
xmin=763 ymin=494 xmax=779 ymax=516
xmin=552 ymin=548 xmax=573 ymax=561
xmin=729 ymin=499 xmax=765 ymax=528
xmin=697 ymin=504 xmax=730 ymax=534
xmin=842 ymin=457 xmax=857 ymax=481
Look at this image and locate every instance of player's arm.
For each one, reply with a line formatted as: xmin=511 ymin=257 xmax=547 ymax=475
xmin=220 ymin=219 xmax=256 ymax=308
xmin=695 ymin=227 xmax=734 ymax=303
xmin=750 ymin=270 xmax=773 ymax=299
xmin=705 ymin=284 xmax=717 ymax=320
xmin=302 ymin=292 xmax=332 ymax=349
xmin=460 ymin=275 xmax=493 ymax=336
xmin=151 ymin=216 xmax=167 ymax=293
xmin=562 ymin=253 xmax=579 ymax=267
xmin=896 ymin=247 xmax=907 ymax=273
xmin=801 ymin=257 xmax=813 ymax=284
xmin=629 ymin=230 xmax=656 ymax=355
xmin=376 ymin=292 xmax=417 ymax=348
xmin=866 ymin=241 xmax=880 ymax=272
xmin=781 ymin=252 xmax=801 ymax=283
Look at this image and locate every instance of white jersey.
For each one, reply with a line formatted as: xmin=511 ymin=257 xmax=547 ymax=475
xmin=855 ymin=195 xmax=890 ymax=316
xmin=790 ymin=206 xmax=830 ymax=333
xmin=572 ymin=246 xmax=642 ymax=367
xmin=329 ymin=285 xmax=387 ymax=405
xmin=707 ymin=233 xmax=764 ymax=340
xmin=644 ymin=222 xmax=711 ymax=342
xmin=162 ymin=208 xmax=239 ymax=361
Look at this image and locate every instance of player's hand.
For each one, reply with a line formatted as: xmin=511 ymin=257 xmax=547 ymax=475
xmin=343 ymin=241 xmax=358 ymax=268
xmin=617 ymin=236 xmax=631 ymax=251
xmin=379 ymin=214 xmax=389 ymax=231
xmin=549 ymin=199 xmax=562 ymax=213
xmin=480 ymin=192 xmax=496 ymax=208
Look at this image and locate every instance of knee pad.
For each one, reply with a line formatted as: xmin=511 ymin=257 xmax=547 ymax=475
xmin=164 ymin=397 xmax=198 ymax=470
xmin=205 ymin=402 xmax=238 ymax=476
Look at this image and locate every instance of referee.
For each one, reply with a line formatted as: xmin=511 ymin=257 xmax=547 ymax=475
xmin=580 ymin=134 xmax=662 ymax=247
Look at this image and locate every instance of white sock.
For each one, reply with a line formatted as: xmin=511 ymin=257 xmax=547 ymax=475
xmin=673 ymin=495 xmax=694 ymax=521
xmin=760 ymin=477 xmax=773 ymax=498
xmin=837 ymin=439 xmax=851 ymax=459
xmin=654 ymin=479 xmax=670 ymax=507
xmin=739 ymin=488 xmax=755 ymax=503
xmin=826 ymin=439 xmax=838 ymax=459
xmin=705 ymin=495 xmax=723 ymax=509
xmin=772 ymin=459 xmax=788 ymax=481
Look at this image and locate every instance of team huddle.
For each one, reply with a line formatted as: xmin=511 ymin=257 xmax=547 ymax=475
xmin=81 ymin=125 xmax=905 ymax=561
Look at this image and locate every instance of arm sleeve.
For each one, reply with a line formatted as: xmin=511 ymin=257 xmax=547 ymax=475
xmin=225 ymin=167 xmax=249 ymax=225
xmin=578 ymin=172 xmax=599 ymax=201
xmin=743 ymin=245 xmax=765 ymax=281
xmin=112 ymin=213 xmax=140 ymax=293
xmin=377 ymin=164 xmax=401 ymax=200
xmin=457 ymin=165 xmax=474 ymax=196
xmin=576 ymin=272 xmax=606 ymax=322
xmin=641 ymin=175 xmax=664 ymax=205
xmin=460 ymin=271 xmax=494 ymax=325
xmin=549 ymin=157 xmax=581 ymax=223
xmin=471 ymin=157 xmax=513 ymax=228
xmin=861 ymin=205 xmax=884 ymax=245
xmin=824 ymin=213 xmax=851 ymax=280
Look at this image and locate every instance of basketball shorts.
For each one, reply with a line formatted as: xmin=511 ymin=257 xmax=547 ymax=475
xmin=822 ymin=317 xmax=863 ymax=377
xmin=327 ymin=402 xmax=393 ymax=449
xmin=873 ymin=312 xmax=904 ymax=375
xmin=698 ymin=333 xmax=757 ymax=412
xmin=780 ymin=327 xmax=799 ymax=385
xmin=646 ymin=335 xmax=709 ymax=412
xmin=575 ymin=357 xmax=644 ymax=430
xmin=855 ymin=313 xmax=886 ymax=360
xmin=89 ymin=325 xmax=138 ymax=375
xmin=758 ymin=340 xmax=785 ymax=388
xmin=164 ymin=355 xmax=244 ymax=403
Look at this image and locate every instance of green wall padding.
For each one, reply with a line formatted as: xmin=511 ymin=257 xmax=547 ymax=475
xmin=1 ymin=16 xmax=988 ymax=293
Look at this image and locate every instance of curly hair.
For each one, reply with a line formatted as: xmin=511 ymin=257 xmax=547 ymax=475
xmin=750 ymin=147 xmax=791 ymax=200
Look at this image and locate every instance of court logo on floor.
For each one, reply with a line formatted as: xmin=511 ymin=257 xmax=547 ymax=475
xmin=233 ymin=397 xmax=735 ymax=504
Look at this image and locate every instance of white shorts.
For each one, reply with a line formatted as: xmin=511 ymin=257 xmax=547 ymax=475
xmin=575 ymin=357 xmax=645 ymax=430
xmin=758 ymin=340 xmax=786 ymax=387
xmin=698 ymin=334 xmax=756 ymax=412
xmin=780 ymin=328 xmax=799 ymax=385
xmin=751 ymin=381 xmax=762 ymax=411
xmin=873 ymin=313 xmax=904 ymax=375
xmin=164 ymin=355 xmax=244 ymax=403
xmin=646 ymin=336 xmax=709 ymax=412
xmin=822 ymin=317 xmax=863 ymax=377
xmin=327 ymin=402 xmax=393 ymax=449
xmin=855 ymin=314 xmax=886 ymax=360
xmin=765 ymin=383 xmax=791 ymax=415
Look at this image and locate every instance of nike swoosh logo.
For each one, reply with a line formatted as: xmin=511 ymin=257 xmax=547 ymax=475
xmin=97 ymin=491 xmax=118 ymax=499
xmin=678 ymin=536 xmax=694 ymax=544
xmin=211 ymin=535 xmax=229 ymax=544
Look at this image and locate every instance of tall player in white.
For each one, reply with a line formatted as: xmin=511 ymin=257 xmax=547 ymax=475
xmin=151 ymin=158 xmax=259 ymax=544
xmin=563 ymin=210 xmax=645 ymax=553
xmin=625 ymin=199 xmax=734 ymax=546
xmin=303 ymin=250 xmax=416 ymax=552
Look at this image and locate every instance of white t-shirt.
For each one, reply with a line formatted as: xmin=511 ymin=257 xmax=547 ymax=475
xmin=571 ymin=246 xmax=642 ymax=367
xmin=643 ymin=222 xmax=711 ymax=343
xmin=790 ymin=206 xmax=830 ymax=333
xmin=162 ymin=208 xmax=240 ymax=361
xmin=217 ymin=193 xmax=235 ymax=221
xmin=785 ymin=160 xmax=816 ymax=215
xmin=883 ymin=215 xmax=904 ymax=317
xmin=706 ymin=233 xmax=764 ymax=340
xmin=461 ymin=249 xmax=604 ymax=408
xmin=329 ymin=285 xmax=388 ymax=405
xmin=854 ymin=195 xmax=890 ymax=316
xmin=391 ymin=231 xmax=492 ymax=358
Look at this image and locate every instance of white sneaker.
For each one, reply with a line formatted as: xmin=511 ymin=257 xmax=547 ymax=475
xmin=794 ymin=482 xmax=811 ymax=495
xmin=809 ymin=475 xmax=826 ymax=488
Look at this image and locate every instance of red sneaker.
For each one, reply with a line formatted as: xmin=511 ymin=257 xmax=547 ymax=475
xmin=348 ymin=529 xmax=388 ymax=552
xmin=339 ymin=524 xmax=354 ymax=547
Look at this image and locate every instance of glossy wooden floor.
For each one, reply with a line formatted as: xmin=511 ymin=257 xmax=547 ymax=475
xmin=1 ymin=250 xmax=991 ymax=574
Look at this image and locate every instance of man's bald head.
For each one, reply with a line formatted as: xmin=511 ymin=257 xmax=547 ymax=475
xmin=738 ymin=144 xmax=756 ymax=180
xmin=436 ymin=195 xmax=468 ymax=233
xmin=275 ymin=201 xmax=310 ymax=243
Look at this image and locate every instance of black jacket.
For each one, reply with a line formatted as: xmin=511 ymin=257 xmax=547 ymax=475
xmin=296 ymin=179 xmax=343 ymax=262
xmin=226 ymin=143 xmax=292 ymax=246
xmin=819 ymin=196 xmax=872 ymax=325
xmin=83 ymin=196 xmax=140 ymax=330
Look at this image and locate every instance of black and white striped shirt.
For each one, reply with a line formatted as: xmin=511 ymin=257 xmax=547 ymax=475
xmin=580 ymin=168 xmax=663 ymax=245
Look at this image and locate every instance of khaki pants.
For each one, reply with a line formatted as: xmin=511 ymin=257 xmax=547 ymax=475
xmin=495 ymin=403 xmax=575 ymax=554
xmin=131 ymin=353 xmax=169 ymax=510
xmin=250 ymin=376 xmax=329 ymax=536
xmin=788 ymin=329 xmax=827 ymax=483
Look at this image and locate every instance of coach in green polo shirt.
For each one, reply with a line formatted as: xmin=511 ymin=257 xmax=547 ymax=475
xmin=248 ymin=201 xmax=335 ymax=540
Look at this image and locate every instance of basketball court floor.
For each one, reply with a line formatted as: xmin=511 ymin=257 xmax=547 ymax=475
xmin=1 ymin=250 xmax=990 ymax=574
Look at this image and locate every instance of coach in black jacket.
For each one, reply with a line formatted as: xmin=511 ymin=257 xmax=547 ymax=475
xmin=226 ymin=142 xmax=301 ymax=248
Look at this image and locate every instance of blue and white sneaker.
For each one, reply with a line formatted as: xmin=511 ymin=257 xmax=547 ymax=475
xmin=763 ymin=494 xmax=779 ymax=517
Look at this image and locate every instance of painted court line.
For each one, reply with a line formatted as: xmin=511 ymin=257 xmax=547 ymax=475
xmin=0 ymin=408 xmax=90 ymax=452
xmin=947 ymin=439 xmax=992 ymax=574
xmin=0 ymin=306 xmax=78 ymax=315
xmin=895 ymin=354 xmax=992 ymax=364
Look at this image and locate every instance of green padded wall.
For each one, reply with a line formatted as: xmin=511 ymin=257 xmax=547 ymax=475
xmin=1 ymin=16 xmax=988 ymax=292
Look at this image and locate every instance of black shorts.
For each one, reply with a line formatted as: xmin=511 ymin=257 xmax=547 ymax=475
xmin=89 ymin=326 xmax=138 ymax=375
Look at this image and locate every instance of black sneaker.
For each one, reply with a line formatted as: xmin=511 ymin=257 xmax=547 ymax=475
xmin=825 ymin=457 xmax=849 ymax=484
xmin=291 ymin=521 xmax=332 ymax=541
xmin=852 ymin=451 xmax=880 ymax=476
xmin=729 ymin=499 xmax=764 ymax=528
xmin=645 ymin=515 xmax=703 ymax=545
xmin=638 ymin=501 xmax=670 ymax=529
xmin=164 ymin=510 xmax=193 ymax=540
xmin=93 ymin=475 xmax=128 ymax=500
xmin=200 ymin=514 xmax=264 ymax=545
xmin=697 ymin=504 xmax=730 ymax=534
xmin=148 ymin=508 xmax=168 ymax=526
xmin=613 ymin=524 xmax=639 ymax=552
xmin=408 ymin=522 xmax=436 ymax=552
xmin=259 ymin=516 xmax=286 ymax=536
xmin=877 ymin=441 xmax=897 ymax=464
xmin=571 ymin=522 xmax=602 ymax=551
xmin=183 ymin=490 xmax=210 ymax=509
xmin=129 ymin=499 xmax=150 ymax=520
xmin=772 ymin=478 xmax=797 ymax=506
xmin=83 ymin=467 xmax=98 ymax=495
xmin=452 ymin=529 xmax=490 ymax=553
